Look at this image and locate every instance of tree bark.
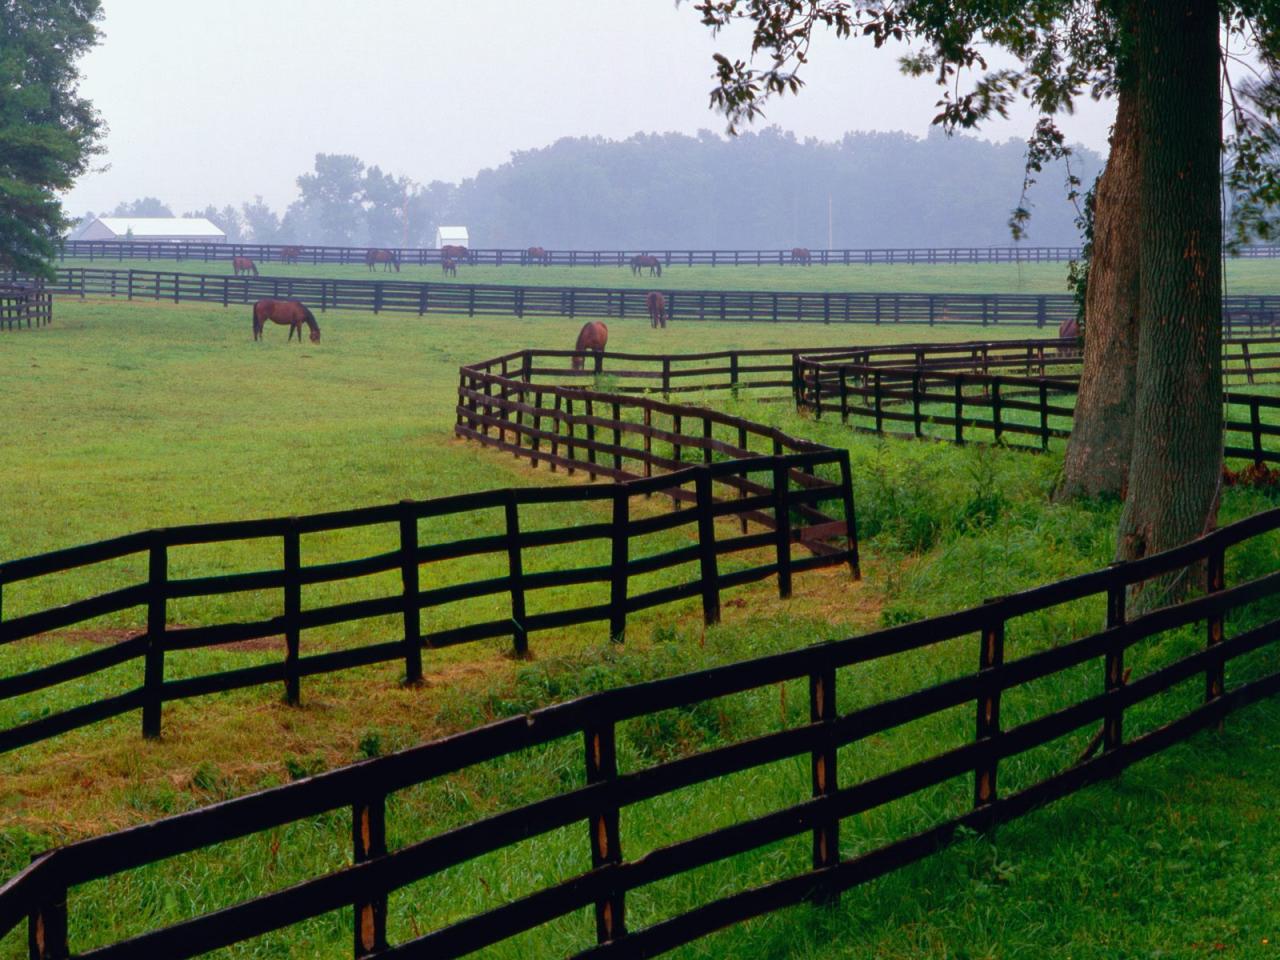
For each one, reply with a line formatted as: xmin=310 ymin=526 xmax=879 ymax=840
xmin=1116 ymin=0 xmax=1223 ymax=602
xmin=1057 ymin=85 xmax=1142 ymax=501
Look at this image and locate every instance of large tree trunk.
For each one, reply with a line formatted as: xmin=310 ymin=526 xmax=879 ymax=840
xmin=1057 ymin=86 xmax=1142 ymax=500
xmin=1116 ymin=0 xmax=1223 ymax=601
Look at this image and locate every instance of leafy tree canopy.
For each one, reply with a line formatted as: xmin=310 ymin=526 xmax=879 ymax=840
xmin=0 ymin=0 xmax=103 ymax=277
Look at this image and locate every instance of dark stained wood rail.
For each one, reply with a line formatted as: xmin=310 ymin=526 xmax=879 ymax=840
xmin=0 ymin=282 xmax=51 ymax=330
xmin=6 ymin=499 xmax=1280 ymax=959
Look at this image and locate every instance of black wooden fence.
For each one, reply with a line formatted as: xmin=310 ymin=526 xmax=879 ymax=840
xmin=0 ymin=282 xmax=51 ymax=331
xmin=5 ymin=498 xmax=1280 ymax=959
xmin=27 ymin=265 xmax=1280 ymax=331
xmin=795 ymin=339 xmax=1280 ymax=463
xmin=57 ymin=238 xmax=1280 ymax=266
xmin=0 ymin=403 xmax=855 ymax=757
xmin=61 ymin=240 xmax=1098 ymax=267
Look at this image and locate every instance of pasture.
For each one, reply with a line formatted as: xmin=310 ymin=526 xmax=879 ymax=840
xmin=3 ymin=298 xmax=1280 ymax=957
xmin=52 ymin=256 xmax=1280 ymax=295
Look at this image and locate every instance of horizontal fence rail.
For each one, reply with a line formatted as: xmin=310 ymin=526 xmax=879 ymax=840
xmin=6 ymin=498 xmax=1280 ymax=958
xmin=29 ymin=265 xmax=1280 ymax=332
xmin=57 ymin=239 xmax=1280 ymax=266
xmin=0 ymin=282 xmax=52 ymax=331
xmin=0 ymin=353 xmax=857 ymax=757
xmin=795 ymin=336 xmax=1280 ymax=463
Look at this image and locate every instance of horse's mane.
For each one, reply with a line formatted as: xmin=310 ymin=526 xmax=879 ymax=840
xmin=300 ymin=304 xmax=319 ymax=332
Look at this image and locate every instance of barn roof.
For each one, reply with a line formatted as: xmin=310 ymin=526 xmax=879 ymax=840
xmin=437 ymin=226 xmax=469 ymax=242
xmin=92 ymin=217 xmax=226 ymax=238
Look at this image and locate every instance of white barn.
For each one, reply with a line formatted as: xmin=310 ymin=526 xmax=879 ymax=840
xmin=435 ymin=226 xmax=469 ymax=249
xmin=74 ymin=217 xmax=227 ymax=244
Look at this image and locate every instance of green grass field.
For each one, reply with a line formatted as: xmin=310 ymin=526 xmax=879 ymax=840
xmin=2 ymin=297 xmax=1280 ymax=958
xmin=54 ymin=255 xmax=1280 ymax=294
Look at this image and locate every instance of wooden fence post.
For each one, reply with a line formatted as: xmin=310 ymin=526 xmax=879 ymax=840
xmin=991 ymin=379 xmax=1003 ymax=443
xmin=1104 ymin=566 xmax=1126 ymax=752
xmin=143 ymin=539 xmax=167 ymax=739
xmin=773 ymin=459 xmax=793 ymax=600
xmin=400 ymin=502 xmax=423 ymax=683
xmin=912 ymin=372 xmax=923 ymax=438
xmin=810 ymin=666 xmax=839 ymax=905
xmin=1206 ymin=545 xmax=1227 ymax=706
xmin=839 ymin=367 xmax=849 ymax=423
xmin=610 ymin=489 xmax=629 ymax=643
xmin=1039 ymin=382 xmax=1050 ymax=451
xmin=695 ymin=468 xmax=721 ymax=625
xmin=1251 ymin=398 xmax=1265 ymax=466
xmin=352 ymin=795 xmax=388 ymax=957
xmin=974 ymin=601 xmax=1005 ymax=816
xmin=873 ymin=371 xmax=884 ymax=434
xmin=584 ymin=720 xmax=625 ymax=944
xmin=611 ymin=400 xmax=623 ymax=472
xmin=28 ymin=879 xmax=68 ymax=960
xmin=838 ymin=451 xmax=861 ymax=580
xmin=506 ymin=495 xmax=529 ymax=658
xmin=586 ymin=396 xmax=598 ymax=480
xmin=284 ymin=521 xmax=301 ymax=706
xmin=953 ymin=376 xmax=965 ymax=445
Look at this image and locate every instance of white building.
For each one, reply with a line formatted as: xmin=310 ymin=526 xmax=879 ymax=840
xmin=73 ymin=217 xmax=227 ymax=244
xmin=434 ymin=226 xmax=469 ymax=249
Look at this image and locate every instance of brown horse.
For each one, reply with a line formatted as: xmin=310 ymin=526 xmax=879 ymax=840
xmin=252 ymin=299 xmax=321 ymax=343
xmin=571 ymin=321 xmax=608 ymax=371
xmin=791 ymin=247 xmax=811 ymax=265
xmin=527 ymin=246 xmax=549 ymax=265
xmin=442 ymin=258 xmax=458 ymax=277
xmin=1056 ymin=316 xmax=1082 ymax=359
xmin=646 ymin=291 xmax=667 ymax=329
xmin=365 ymin=249 xmax=399 ymax=272
xmin=232 ymin=256 xmax=259 ymax=277
xmin=280 ymin=246 xmax=302 ymax=264
xmin=630 ymin=254 xmax=662 ymax=277
xmin=441 ymin=244 xmax=468 ymax=262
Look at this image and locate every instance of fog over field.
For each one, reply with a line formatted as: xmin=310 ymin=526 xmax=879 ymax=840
xmin=64 ymin=0 xmax=1118 ymax=247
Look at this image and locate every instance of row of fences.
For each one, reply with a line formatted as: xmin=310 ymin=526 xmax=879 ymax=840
xmin=5 ymin=495 xmax=1280 ymax=958
xmin=0 ymin=282 xmax=51 ymax=331
xmin=58 ymin=238 xmax=1280 ymax=266
xmin=0 ymin=412 xmax=856 ymax=758
xmin=454 ymin=354 xmax=857 ymax=562
xmin=794 ymin=337 xmax=1280 ymax=464
xmin=31 ymin=264 xmax=1280 ymax=332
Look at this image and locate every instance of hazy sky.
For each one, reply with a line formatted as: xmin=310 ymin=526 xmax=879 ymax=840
xmin=63 ymin=0 xmax=1118 ymax=216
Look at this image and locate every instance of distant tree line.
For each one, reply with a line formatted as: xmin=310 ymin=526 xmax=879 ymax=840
xmin=76 ymin=128 xmax=1102 ymax=248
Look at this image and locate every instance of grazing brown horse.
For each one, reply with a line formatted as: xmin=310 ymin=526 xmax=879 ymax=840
xmin=527 ymin=246 xmax=549 ymax=265
xmin=365 ymin=249 xmax=400 ymax=272
xmin=442 ymin=258 xmax=458 ymax=277
xmin=1056 ymin=316 xmax=1081 ymax=359
xmin=252 ymin=299 xmax=321 ymax=343
xmin=280 ymin=245 xmax=302 ymax=264
xmin=441 ymin=244 xmax=468 ymax=262
xmin=646 ymin=291 xmax=667 ymax=329
xmin=630 ymin=254 xmax=662 ymax=277
xmin=232 ymin=256 xmax=259 ymax=277
xmin=571 ymin=320 xmax=608 ymax=371
xmin=791 ymin=247 xmax=812 ymax=265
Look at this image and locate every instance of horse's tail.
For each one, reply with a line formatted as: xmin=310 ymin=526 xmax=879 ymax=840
xmin=252 ymin=262 xmax=259 ymax=277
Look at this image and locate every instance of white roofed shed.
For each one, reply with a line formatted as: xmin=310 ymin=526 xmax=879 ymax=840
xmin=435 ymin=226 xmax=469 ymax=248
xmin=75 ymin=218 xmax=227 ymax=243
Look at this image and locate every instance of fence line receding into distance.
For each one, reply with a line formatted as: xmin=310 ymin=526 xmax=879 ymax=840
xmin=55 ymin=237 xmax=1280 ymax=266
xmin=5 ymin=494 xmax=1280 ymax=959
xmin=29 ymin=264 xmax=1280 ymax=332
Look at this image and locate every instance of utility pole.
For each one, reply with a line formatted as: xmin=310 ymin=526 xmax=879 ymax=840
xmin=827 ymin=193 xmax=833 ymax=251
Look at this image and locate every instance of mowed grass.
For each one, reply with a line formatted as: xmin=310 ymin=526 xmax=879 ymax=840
xmin=54 ymin=255 xmax=1280 ymax=294
xmin=2 ymin=298 xmax=1280 ymax=957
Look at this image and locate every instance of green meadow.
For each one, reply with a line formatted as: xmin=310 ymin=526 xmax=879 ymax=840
xmin=1 ymin=296 xmax=1279 ymax=958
